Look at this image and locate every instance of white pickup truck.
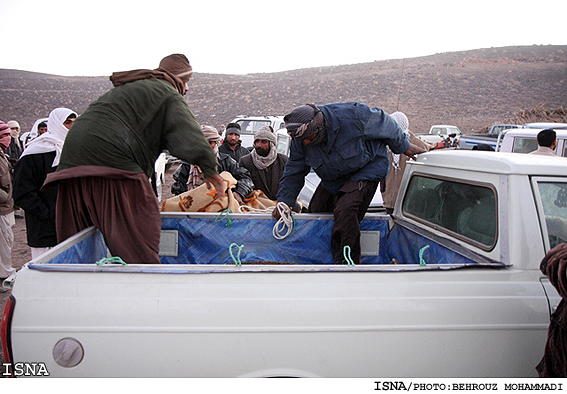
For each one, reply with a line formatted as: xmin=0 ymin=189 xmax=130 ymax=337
xmin=416 ymin=124 xmax=462 ymax=145
xmin=2 ymin=150 xmax=566 ymax=378
xmin=498 ymin=126 xmax=567 ymax=157
xmin=226 ymin=115 xmax=286 ymax=148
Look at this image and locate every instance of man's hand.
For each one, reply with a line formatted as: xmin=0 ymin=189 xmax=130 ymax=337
xmin=204 ymin=173 xmax=226 ymax=200
xmin=404 ymin=143 xmax=427 ymax=160
xmin=272 ymin=203 xmax=283 ymax=220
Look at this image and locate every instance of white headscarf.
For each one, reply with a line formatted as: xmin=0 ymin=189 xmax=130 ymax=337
xmin=389 ymin=111 xmax=410 ymax=171
xmin=20 ymin=108 xmax=77 ymax=167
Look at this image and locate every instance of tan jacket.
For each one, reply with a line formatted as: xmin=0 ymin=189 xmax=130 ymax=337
xmin=0 ymin=153 xmax=14 ymax=215
xmin=529 ymin=146 xmax=558 ymax=157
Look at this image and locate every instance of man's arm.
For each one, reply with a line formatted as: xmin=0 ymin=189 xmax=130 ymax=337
xmin=221 ymin=155 xmax=254 ymax=202
xmin=403 ymin=143 xmax=427 ymax=160
xmin=161 ymin=96 xmax=218 ymax=178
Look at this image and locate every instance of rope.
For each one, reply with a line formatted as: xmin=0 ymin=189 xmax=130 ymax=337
xmin=343 ymin=245 xmax=355 ymax=266
xmin=419 ymin=245 xmax=430 ymax=266
xmin=215 ymin=209 xmax=233 ymax=227
xmin=273 ymin=202 xmax=294 ymax=239
xmin=229 ymin=243 xmax=244 ymax=266
xmin=96 ymin=256 xmax=127 ymax=266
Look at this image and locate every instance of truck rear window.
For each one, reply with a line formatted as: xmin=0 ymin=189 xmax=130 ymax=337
xmin=512 ymin=137 xmax=538 ymax=154
xmin=236 ymin=120 xmax=272 ymax=135
xmin=402 ymin=175 xmax=497 ymax=248
xmin=536 ymin=181 xmax=567 ymax=249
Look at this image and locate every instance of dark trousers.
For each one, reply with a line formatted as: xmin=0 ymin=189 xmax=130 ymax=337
xmin=55 ymin=175 xmax=161 ymax=264
xmin=308 ymin=180 xmax=379 ymax=264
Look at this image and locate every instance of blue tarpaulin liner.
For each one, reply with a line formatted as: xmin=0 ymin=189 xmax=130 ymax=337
xmin=46 ymin=230 xmax=108 ymax=264
xmin=160 ymin=215 xmax=391 ymax=265
xmin=37 ymin=214 xmax=497 ymax=266
xmin=385 ymin=223 xmax=485 ymax=265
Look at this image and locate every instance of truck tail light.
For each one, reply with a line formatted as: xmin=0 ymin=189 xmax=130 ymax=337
xmin=1 ymin=294 xmax=16 ymax=377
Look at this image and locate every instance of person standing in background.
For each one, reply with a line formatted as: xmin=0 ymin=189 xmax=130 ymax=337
xmin=239 ymin=125 xmax=287 ymax=201
xmin=529 ymin=129 xmax=558 ymax=157
xmin=380 ymin=111 xmax=432 ymax=214
xmin=219 ymin=122 xmax=250 ymax=162
xmin=13 ymin=108 xmax=77 ymax=259
xmin=0 ymin=121 xmax=15 ymax=279
xmin=7 ymin=120 xmax=23 ymax=164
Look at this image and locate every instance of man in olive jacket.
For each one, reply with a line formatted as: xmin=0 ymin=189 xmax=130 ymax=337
xmin=44 ymin=54 xmax=224 ymax=264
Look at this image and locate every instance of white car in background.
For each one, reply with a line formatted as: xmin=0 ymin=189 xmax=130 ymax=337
xmin=417 ymin=124 xmax=462 ymax=145
xmin=226 ymin=115 xmax=285 ymax=148
xmin=276 ymin=129 xmax=384 ymax=211
xmin=498 ymin=123 xmax=567 ymax=156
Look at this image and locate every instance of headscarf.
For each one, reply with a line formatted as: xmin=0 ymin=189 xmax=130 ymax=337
xmin=0 ymin=121 xmax=11 ymax=150
xmin=389 ymin=111 xmax=410 ymax=171
xmin=251 ymin=125 xmax=278 ymax=170
xmin=20 ymin=117 xmax=49 ymax=148
xmin=284 ymin=103 xmax=327 ymax=145
xmin=202 ymin=125 xmax=222 ymax=154
xmin=7 ymin=120 xmax=20 ymax=138
xmin=0 ymin=121 xmax=9 ymax=134
xmin=109 ymin=54 xmax=192 ymax=95
xmin=187 ymin=125 xmax=221 ymax=190
xmin=20 ymin=108 xmax=77 ymax=167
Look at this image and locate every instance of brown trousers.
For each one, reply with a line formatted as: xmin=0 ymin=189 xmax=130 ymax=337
xmin=308 ymin=180 xmax=379 ymax=264
xmin=56 ymin=175 xmax=161 ymax=264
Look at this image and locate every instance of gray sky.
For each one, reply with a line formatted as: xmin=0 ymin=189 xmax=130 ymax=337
xmin=2 ymin=0 xmax=566 ymax=76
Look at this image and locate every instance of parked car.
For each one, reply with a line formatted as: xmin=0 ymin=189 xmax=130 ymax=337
xmin=458 ymin=124 xmax=520 ymax=150
xmin=416 ymin=125 xmax=462 ymax=144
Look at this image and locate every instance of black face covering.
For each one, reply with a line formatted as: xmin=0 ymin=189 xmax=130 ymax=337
xmin=284 ymin=104 xmax=327 ymax=145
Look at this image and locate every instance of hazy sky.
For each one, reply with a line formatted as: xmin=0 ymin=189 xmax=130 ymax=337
xmin=2 ymin=0 xmax=566 ymax=76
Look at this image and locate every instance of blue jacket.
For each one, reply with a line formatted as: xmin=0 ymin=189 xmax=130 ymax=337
xmin=277 ymin=102 xmax=409 ymax=207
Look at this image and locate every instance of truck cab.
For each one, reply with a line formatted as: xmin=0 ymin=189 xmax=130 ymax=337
xmin=498 ymin=125 xmax=567 ymax=156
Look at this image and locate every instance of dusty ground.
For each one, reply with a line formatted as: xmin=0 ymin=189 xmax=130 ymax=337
xmin=0 ymin=166 xmax=179 ymax=376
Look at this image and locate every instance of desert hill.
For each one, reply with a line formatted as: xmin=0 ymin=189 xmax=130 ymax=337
xmin=1 ymin=45 xmax=566 ymax=134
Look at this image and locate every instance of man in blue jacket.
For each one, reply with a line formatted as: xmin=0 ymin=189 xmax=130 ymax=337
xmin=274 ymin=102 xmax=425 ymax=264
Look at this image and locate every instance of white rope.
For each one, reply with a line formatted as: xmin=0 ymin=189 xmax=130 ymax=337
xmin=236 ymin=202 xmax=294 ymax=239
xmin=272 ymin=202 xmax=294 ymax=239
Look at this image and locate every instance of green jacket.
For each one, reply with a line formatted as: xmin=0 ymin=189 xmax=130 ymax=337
xmin=58 ymin=78 xmax=217 ymax=178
